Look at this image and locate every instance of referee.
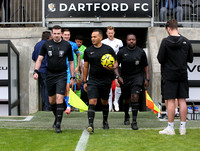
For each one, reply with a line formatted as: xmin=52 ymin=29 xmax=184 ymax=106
xmin=33 ymin=25 xmax=75 ymax=133
xmin=117 ymin=34 xmax=149 ymax=130
xmin=83 ymin=29 xmax=119 ymax=134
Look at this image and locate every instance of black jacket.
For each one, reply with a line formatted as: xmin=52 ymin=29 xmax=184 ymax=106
xmin=157 ymin=35 xmax=193 ymax=81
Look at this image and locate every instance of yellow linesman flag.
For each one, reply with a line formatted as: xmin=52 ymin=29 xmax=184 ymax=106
xmin=69 ymin=89 xmax=88 ymax=112
xmin=145 ymin=90 xmax=161 ymax=114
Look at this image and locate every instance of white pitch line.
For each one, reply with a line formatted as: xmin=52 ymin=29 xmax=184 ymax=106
xmin=75 ymin=129 xmax=89 ymax=151
xmin=0 ymin=116 xmax=33 ymax=121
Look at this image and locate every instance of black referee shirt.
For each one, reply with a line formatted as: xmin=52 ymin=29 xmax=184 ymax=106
xmin=84 ymin=44 xmax=116 ymax=84
xmin=117 ymin=46 xmax=148 ymax=78
xmin=40 ymin=39 xmax=73 ymax=73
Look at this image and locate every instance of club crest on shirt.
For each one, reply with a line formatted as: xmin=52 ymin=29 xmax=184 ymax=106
xmin=135 ymin=60 xmax=140 ymax=65
xmin=48 ymin=51 xmax=52 ymax=56
xmin=115 ymin=44 xmax=119 ymax=48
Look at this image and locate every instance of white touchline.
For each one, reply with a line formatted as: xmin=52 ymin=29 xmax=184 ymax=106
xmin=75 ymin=129 xmax=90 ymax=151
xmin=0 ymin=116 xmax=33 ymax=121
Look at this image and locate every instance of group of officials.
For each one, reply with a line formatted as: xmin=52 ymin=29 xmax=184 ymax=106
xmin=33 ymin=19 xmax=193 ymax=135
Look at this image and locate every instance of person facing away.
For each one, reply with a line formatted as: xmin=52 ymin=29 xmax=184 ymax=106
xmin=83 ymin=29 xmax=120 ymax=134
xmin=33 ymin=25 xmax=75 ymax=133
xmin=157 ymin=19 xmax=193 ymax=135
xmin=116 ymin=33 xmax=149 ymax=130
xmin=32 ymin=31 xmax=51 ymax=111
xmin=102 ymin=26 xmax=123 ymax=112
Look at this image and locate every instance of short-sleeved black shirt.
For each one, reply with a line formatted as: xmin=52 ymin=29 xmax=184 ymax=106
xmin=84 ymin=44 xmax=116 ymax=84
xmin=40 ymin=39 xmax=73 ymax=73
xmin=117 ymin=46 xmax=148 ymax=78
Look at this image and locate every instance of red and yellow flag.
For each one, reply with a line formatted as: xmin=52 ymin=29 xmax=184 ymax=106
xmin=145 ymin=90 xmax=161 ymax=114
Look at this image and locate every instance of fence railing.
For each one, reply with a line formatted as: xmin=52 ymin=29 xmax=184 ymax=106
xmin=0 ymin=0 xmax=44 ymax=26
xmin=0 ymin=0 xmax=200 ymax=27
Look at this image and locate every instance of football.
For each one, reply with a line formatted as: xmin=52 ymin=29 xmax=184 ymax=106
xmin=101 ymin=54 xmax=115 ymax=67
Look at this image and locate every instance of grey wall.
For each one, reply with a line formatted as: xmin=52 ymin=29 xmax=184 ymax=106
xmin=147 ymin=27 xmax=200 ymax=105
xmin=0 ymin=27 xmax=47 ymax=115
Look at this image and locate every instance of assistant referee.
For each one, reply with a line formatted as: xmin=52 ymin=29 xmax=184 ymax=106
xmin=33 ymin=25 xmax=75 ymax=133
xmin=117 ymin=33 xmax=149 ymax=130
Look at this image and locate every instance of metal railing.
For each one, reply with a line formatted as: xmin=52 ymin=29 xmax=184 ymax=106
xmin=0 ymin=0 xmax=44 ymax=26
xmin=154 ymin=0 xmax=200 ymax=27
xmin=0 ymin=0 xmax=200 ymax=27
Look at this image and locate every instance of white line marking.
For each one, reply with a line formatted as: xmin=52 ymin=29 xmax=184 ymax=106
xmin=0 ymin=116 xmax=33 ymax=121
xmin=75 ymin=129 xmax=89 ymax=151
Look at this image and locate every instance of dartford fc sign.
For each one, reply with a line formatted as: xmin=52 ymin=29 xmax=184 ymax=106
xmin=45 ymin=0 xmax=152 ymax=18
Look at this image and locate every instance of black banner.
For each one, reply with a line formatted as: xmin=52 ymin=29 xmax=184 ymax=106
xmin=45 ymin=0 xmax=152 ymax=18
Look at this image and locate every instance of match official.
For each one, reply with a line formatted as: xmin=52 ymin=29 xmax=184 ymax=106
xmin=117 ymin=34 xmax=149 ymax=130
xmin=83 ymin=29 xmax=119 ymax=134
xmin=33 ymin=25 xmax=74 ymax=133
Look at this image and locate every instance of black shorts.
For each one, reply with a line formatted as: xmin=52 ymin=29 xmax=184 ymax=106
xmin=87 ymin=82 xmax=111 ymax=100
xmin=162 ymin=80 xmax=189 ymax=100
xmin=46 ymin=71 xmax=67 ymax=96
xmin=121 ymin=76 xmax=143 ymax=99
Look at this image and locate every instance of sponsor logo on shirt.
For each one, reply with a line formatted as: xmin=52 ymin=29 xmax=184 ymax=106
xmin=183 ymin=41 xmax=187 ymax=44
xmin=124 ymin=54 xmax=128 ymax=56
xmin=90 ymin=52 xmax=95 ymax=55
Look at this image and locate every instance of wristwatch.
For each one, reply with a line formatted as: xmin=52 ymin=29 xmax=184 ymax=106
xmin=145 ymin=78 xmax=150 ymax=82
xmin=33 ymin=69 xmax=39 ymax=75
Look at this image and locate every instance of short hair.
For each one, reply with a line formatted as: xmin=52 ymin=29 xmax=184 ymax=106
xmin=42 ymin=31 xmax=51 ymax=40
xmin=52 ymin=25 xmax=61 ymax=30
xmin=165 ymin=19 xmax=178 ymax=30
xmin=75 ymin=35 xmax=84 ymax=41
xmin=92 ymin=29 xmax=103 ymax=37
xmin=62 ymin=28 xmax=70 ymax=33
xmin=107 ymin=26 xmax=115 ymax=31
xmin=126 ymin=33 xmax=136 ymax=40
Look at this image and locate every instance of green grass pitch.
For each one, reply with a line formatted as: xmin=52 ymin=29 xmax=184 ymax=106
xmin=0 ymin=111 xmax=199 ymax=151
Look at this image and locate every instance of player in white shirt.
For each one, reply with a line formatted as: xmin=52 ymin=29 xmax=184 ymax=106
xmin=102 ymin=26 xmax=123 ymax=111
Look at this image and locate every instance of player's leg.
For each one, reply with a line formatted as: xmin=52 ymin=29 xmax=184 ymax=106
xmin=178 ymin=98 xmax=187 ymax=135
xmin=46 ymin=73 xmax=57 ymax=128
xmin=49 ymin=95 xmax=56 ymax=128
xmin=100 ymin=83 xmax=111 ymax=130
xmin=64 ymin=68 xmax=72 ymax=114
xmin=114 ymin=86 xmax=121 ymax=111
xmin=55 ymin=94 xmax=65 ymax=133
xmin=130 ymin=92 xmax=140 ymax=130
xmin=86 ymin=84 xmax=99 ymax=134
xmin=108 ymin=87 xmax=113 ymax=111
xmin=54 ymin=72 xmax=67 ymax=133
xmin=123 ymin=98 xmax=130 ymax=125
xmin=101 ymin=99 xmax=109 ymax=129
xmin=87 ymin=98 xmax=97 ymax=134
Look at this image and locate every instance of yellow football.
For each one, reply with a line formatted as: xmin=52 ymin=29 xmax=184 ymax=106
xmin=101 ymin=54 xmax=115 ymax=67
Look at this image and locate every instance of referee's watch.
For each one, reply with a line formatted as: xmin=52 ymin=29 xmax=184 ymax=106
xmin=145 ymin=78 xmax=150 ymax=82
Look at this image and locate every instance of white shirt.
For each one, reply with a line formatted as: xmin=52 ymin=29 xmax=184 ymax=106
xmin=102 ymin=38 xmax=123 ymax=55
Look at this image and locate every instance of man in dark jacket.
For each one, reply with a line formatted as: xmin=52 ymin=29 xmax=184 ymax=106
xmin=157 ymin=19 xmax=193 ymax=135
xmin=159 ymin=0 xmax=183 ymax=23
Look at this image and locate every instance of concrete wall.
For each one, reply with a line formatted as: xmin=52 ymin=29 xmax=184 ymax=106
xmin=147 ymin=27 xmax=200 ymax=105
xmin=0 ymin=27 xmax=47 ymax=115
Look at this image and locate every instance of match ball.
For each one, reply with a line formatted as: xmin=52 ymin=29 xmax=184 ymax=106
xmin=101 ymin=54 xmax=115 ymax=67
